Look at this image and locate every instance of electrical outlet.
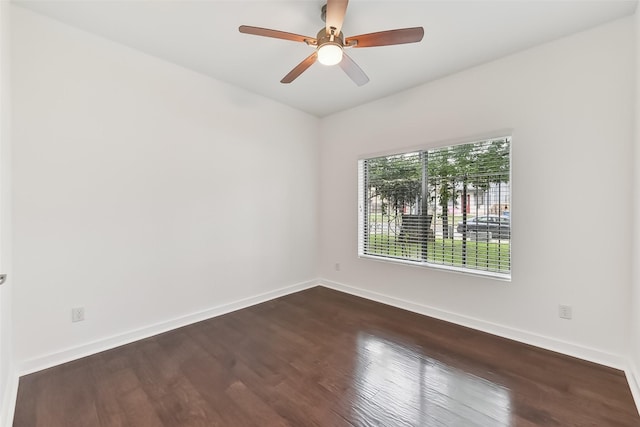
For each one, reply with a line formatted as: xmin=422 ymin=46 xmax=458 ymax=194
xmin=335 ymin=263 xmax=341 ymax=271
xmin=71 ymin=307 xmax=85 ymax=323
xmin=558 ymin=305 xmax=572 ymax=320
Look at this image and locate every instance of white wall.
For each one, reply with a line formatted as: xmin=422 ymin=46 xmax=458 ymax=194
xmin=0 ymin=1 xmax=16 ymax=425
xmin=319 ymin=17 xmax=635 ymax=368
xmin=631 ymin=4 xmax=640 ymax=402
xmin=11 ymin=6 xmax=319 ymax=371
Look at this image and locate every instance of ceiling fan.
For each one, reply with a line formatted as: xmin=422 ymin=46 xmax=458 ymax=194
xmin=239 ymin=0 xmax=424 ymax=86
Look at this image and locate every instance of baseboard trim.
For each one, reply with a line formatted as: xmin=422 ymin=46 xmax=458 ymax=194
xmin=0 ymin=367 xmax=18 ymax=427
xmin=15 ymin=278 xmax=631 ymax=401
xmin=626 ymin=361 xmax=640 ymax=416
xmin=18 ymin=280 xmax=317 ymax=376
xmin=319 ymin=279 xmax=626 ymax=370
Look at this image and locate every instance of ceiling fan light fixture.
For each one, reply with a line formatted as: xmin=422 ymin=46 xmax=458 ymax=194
xmin=239 ymin=0 xmax=424 ymax=84
xmin=317 ymin=43 xmax=343 ymax=66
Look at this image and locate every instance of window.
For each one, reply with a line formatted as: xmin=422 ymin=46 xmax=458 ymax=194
xmin=358 ymin=137 xmax=511 ymax=279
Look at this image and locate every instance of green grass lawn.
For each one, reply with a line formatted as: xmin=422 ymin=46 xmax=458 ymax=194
xmin=367 ymin=234 xmax=510 ymax=272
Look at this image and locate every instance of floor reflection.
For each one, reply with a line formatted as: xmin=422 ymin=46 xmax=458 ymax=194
xmin=353 ymin=333 xmax=512 ymax=426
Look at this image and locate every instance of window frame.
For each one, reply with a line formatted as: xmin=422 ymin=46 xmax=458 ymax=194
xmin=357 ymin=136 xmax=512 ymax=281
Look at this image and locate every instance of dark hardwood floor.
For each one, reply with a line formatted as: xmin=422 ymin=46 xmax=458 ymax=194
xmin=13 ymin=286 xmax=640 ymax=426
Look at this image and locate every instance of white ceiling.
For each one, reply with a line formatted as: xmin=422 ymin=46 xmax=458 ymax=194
xmin=14 ymin=0 xmax=638 ymax=117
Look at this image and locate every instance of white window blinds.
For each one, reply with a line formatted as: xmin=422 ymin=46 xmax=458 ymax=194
xmin=358 ymin=137 xmax=511 ymax=278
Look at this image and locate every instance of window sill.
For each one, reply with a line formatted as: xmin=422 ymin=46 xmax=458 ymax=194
xmin=358 ymin=254 xmax=512 ymax=282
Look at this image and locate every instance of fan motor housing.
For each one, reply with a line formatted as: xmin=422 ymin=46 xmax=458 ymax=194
xmin=316 ymin=28 xmax=344 ymax=48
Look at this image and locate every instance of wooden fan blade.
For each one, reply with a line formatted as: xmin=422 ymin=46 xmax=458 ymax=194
xmin=326 ymin=0 xmax=348 ymax=36
xmin=339 ymin=52 xmax=369 ymax=86
xmin=346 ymin=27 xmax=424 ymax=48
xmin=281 ymin=52 xmax=318 ymax=84
xmin=239 ymin=25 xmax=315 ymax=44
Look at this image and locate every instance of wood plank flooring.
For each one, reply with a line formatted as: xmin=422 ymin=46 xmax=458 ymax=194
xmin=13 ymin=286 xmax=640 ymax=426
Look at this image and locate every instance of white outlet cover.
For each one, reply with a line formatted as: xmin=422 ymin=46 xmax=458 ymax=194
xmin=72 ymin=307 xmax=85 ymax=322
xmin=558 ymin=305 xmax=572 ymax=320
